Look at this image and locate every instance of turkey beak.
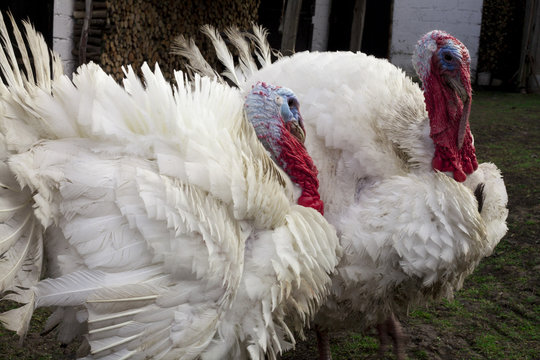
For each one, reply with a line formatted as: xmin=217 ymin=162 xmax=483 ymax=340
xmin=447 ymin=76 xmax=471 ymax=149
xmin=289 ymin=120 xmax=306 ymax=144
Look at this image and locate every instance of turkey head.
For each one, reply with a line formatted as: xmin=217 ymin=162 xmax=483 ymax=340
xmin=245 ymin=82 xmax=323 ymax=214
xmin=413 ymin=30 xmax=478 ymax=182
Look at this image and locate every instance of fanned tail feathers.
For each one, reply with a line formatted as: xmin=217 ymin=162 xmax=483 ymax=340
xmin=0 ymin=12 xmax=63 ymax=92
xmin=173 ymin=24 xmax=278 ymax=87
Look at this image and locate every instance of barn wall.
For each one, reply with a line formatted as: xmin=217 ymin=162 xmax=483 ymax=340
xmin=53 ymin=0 xmax=76 ymax=75
xmin=389 ymin=0 xmax=483 ymax=80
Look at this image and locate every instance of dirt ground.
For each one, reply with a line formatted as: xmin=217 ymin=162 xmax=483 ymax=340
xmin=1 ymin=90 xmax=539 ymax=359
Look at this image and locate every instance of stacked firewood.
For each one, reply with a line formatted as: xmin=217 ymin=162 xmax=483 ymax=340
xmin=76 ymin=0 xmax=260 ymax=81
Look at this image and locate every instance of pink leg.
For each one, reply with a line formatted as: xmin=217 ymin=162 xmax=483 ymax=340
xmin=387 ymin=313 xmax=406 ymax=360
xmin=315 ymin=326 xmax=332 ymax=360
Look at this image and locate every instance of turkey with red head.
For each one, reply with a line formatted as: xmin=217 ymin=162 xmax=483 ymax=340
xmin=175 ymin=27 xmax=508 ymax=359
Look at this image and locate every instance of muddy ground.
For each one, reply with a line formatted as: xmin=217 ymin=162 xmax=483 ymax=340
xmin=1 ymin=90 xmax=539 ymax=359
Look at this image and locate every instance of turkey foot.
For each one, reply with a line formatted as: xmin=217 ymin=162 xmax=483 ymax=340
xmin=316 ymin=326 xmax=332 ymax=360
xmin=376 ymin=313 xmax=406 ymax=360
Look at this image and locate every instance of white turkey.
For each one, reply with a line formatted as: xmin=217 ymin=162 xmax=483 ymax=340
xmin=174 ymin=26 xmax=509 ymax=359
xmin=0 ymin=14 xmax=341 ymax=359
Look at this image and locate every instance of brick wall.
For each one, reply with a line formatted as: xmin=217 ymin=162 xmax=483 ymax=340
xmin=390 ymin=0 xmax=483 ymax=80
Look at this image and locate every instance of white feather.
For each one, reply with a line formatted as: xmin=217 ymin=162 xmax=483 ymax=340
xmin=201 ymin=25 xmax=242 ymax=85
xmin=170 ymin=35 xmax=221 ymax=81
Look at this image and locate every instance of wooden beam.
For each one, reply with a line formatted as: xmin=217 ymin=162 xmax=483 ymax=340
xmin=518 ymin=0 xmax=540 ymax=92
xmin=349 ymin=0 xmax=366 ymax=52
xmin=281 ymin=0 xmax=303 ymax=55
xmin=78 ymin=0 xmax=93 ymax=65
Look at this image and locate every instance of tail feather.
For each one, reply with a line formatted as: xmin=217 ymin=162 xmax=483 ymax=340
xmin=21 ymin=20 xmax=52 ymax=88
xmin=200 ymin=25 xmax=241 ymax=86
xmin=247 ymin=24 xmax=276 ymax=68
xmin=174 ymin=24 xmax=279 ymax=89
xmin=0 ymin=12 xmax=24 ymax=88
xmin=171 ymin=34 xmax=221 ymax=81
xmin=7 ymin=14 xmax=34 ymax=84
xmin=224 ymin=27 xmax=258 ymax=80
xmin=0 ymin=13 xmax=63 ymax=91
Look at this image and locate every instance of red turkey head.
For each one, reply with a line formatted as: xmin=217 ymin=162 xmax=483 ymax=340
xmin=413 ymin=30 xmax=478 ymax=182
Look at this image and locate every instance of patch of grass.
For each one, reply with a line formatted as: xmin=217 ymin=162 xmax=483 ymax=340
xmin=474 ymin=334 xmax=506 ymax=358
xmin=411 ymin=349 xmax=429 ymax=359
xmin=346 ymin=334 xmax=379 ymax=352
xmin=329 ymin=333 xmax=380 ymax=358
xmin=440 ymin=298 xmax=464 ymax=312
xmin=409 ymin=308 xmax=434 ymax=321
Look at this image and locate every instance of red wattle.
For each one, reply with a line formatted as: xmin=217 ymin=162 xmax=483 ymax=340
xmin=276 ymin=123 xmax=324 ymax=215
xmin=424 ymin=56 xmax=477 ymax=182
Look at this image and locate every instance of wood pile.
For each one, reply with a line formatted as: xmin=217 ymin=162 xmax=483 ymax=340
xmin=79 ymin=0 xmax=261 ymax=81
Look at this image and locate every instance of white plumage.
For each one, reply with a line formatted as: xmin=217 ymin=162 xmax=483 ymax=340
xmin=174 ymin=26 xmax=509 ymax=358
xmin=0 ymin=15 xmax=340 ymax=359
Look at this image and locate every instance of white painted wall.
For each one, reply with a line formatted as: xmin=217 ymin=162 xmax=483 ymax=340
xmin=390 ymin=0 xmax=483 ymax=80
xmin=53 ymin=0 xmax=76 ymax=75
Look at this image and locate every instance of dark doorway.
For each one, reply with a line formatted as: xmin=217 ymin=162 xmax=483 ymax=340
xmin=328 ymin=0 xmax=393 ymax=58
xmin=0 ymin=0 xmax=54 ymax=47
xmin=258 ymin=0 xmax=315 ymax=53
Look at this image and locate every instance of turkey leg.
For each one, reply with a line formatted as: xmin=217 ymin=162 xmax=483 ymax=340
xmin=315 ymin=326 xmax=332 ymax=360
xmin=377 ymin=313 xmax=405 ymax=360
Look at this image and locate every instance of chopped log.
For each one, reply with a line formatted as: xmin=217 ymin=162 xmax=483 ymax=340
xmin=75 ymin=1 xmax=106 ymax=10
xmin=74 ymin=10 xmax=107 ymax=19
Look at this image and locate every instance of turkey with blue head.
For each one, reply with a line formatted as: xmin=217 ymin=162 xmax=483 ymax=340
xmin=245 ymin=82 xmax=323 ymax=214
xmin=0 ymin=13 xmax=340 ymax=360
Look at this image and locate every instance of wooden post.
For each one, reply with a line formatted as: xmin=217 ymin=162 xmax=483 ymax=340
xmin=78 ymin=0 xmax=93 ymax=65
xmin=518 ymin=0 xmax=540 ymax=92
xmin=281 ymin=0 xmax=303 ymax=55
xmin=349 ymin=0 xmax=366 ymax=52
